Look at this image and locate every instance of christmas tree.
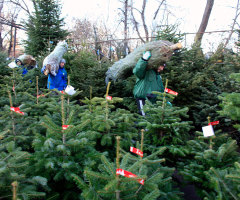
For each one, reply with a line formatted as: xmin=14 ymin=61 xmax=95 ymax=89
xmin=24 ymin=0 xmax=68 ymax=57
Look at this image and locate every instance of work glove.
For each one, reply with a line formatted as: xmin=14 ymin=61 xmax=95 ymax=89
xmin=142 ymin=51 xmax=151 ymax=61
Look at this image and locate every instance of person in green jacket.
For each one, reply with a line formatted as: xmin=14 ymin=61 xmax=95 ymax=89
xmin=133 ymin=51 xmax=166 ymax=116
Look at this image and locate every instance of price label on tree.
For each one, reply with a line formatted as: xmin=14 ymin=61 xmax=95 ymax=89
xmin=208 ymin=121 xmax=219 ymax=126
xmin=202 ymin=125 xmax=215 ymax=137
xmin=62 ymin=125 xmax=70 ymax=130
xmin=116 ymin=169 xmax=144 ymax=185
xmin=37 ymin=94 xmax=45 ymax=98
xmin=10 ymin=107 xmax=25 ymax=115
xmin=130 ymin=147 xmax=143 ymax=157
xmin=165 ymin=88 xmax=178 ymax=96
xmin=106 ymin=96 xmax=112 ymax=100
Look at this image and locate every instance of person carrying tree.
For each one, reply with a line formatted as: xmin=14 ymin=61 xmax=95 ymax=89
xmin=46 ymin=59 xmax=67 ymax=91
xmin=133 ymin=51 xmax=168 ymax=116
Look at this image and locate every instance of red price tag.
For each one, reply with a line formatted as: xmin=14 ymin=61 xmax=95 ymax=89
xmin=10 ymin=107 xmax=25 ymax=115
xmin=106 ymin=96 xmax=112 ymax=100
xmin=60 ymin=91 xmax=65 ymax=94
xmin=116 ymin=169 xmax=144 ymax=185
xmin=165 ymin=88 xmax=178 ymax=96
xmin=37 ymin=94 xmax=45 ymax=98
xmin=208 ymin=121 xmax=219 ymax=126
xmin=130 ymin=147 xmax=143 ymax=157
xmin=62 ymin=125 xmax=70 ymax=130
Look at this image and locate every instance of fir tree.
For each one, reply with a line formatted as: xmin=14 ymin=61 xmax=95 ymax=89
xmin=219 ymin=72 xmax=240 ymax=131
xmin=178 ymin=130 xmax=240 ymax=199
xmin=28 ymin=94 xmax=101 ymax=199
xmin=137 ymin=90 xmax=193 ymax=166
xmin=24 ymin=0 xmax=68 ymax=57
xmin=0 ymin=141 xmax=47 ymax=199
xmin=72 ymin=136 xmax=182 ymax=200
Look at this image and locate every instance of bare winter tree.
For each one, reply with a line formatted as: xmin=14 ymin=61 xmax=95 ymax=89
xmin=223 ymin=0 xmax=240 ymax=49
xmin=118 ymin=0 xmax=130 ymax=56
xmin=0 ymin=0 xmax=32 ymax=54
xmin=130 ymin=0 xmax=166 ymax=43
xmin=7 ymin=5 xmax=20 ymax=57
xmin=194 ymin=0 xmax=214 ymax=45
xmin=69 ymin=18 xmax=94 ymax=52
xmin=8 ymin=0 xmax=31 ymax=16
xmin=0 ymin=0 xmax=4 ymax=51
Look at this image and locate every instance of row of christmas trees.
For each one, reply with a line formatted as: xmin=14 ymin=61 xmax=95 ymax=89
xmin=0 ymin=53 xmax=240 ymax=199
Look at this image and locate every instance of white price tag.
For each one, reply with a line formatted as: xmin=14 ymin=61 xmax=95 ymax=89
xmin=202 ymin=125 xmax=215 ymax=137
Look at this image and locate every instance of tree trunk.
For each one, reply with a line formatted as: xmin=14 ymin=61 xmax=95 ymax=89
xmin=224 ymin=0 xmax=240 ymax=49
xmin=13 ymin=26 xmax=17 ymax=57
xmin=0 ymin=0 xmax=4 ymax=51
xmin=123 ymin=0 xmax=129 ymax=56
xmin=8 ymin=20 xmax=13 ymax=57
xmin=194 ymin=0 xmax=214 ymax=45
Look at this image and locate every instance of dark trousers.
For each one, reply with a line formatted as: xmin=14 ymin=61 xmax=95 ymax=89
xmin=136 ymin=98 xmax=146 ymax=116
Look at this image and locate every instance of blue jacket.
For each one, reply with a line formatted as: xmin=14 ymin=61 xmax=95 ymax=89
xmin=17 ymin=65 xmax=28 ymax=76
xmin=47 ymin=67 xmax=67 ymax=91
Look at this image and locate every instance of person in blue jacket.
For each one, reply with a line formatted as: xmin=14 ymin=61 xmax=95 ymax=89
xmin=15 ymin=59 xmax=28 ymax=76
xmin=47 ymin=59 xmax=67 ymax=91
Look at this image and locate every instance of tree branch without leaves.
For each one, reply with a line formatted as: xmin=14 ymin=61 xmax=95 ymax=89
xmin=7 ymin=0 xmax=31 ymax=15
xmin=223 ymin=0 xmax=240 ymax=48
xmin=153 ymin=0 xmax=165 ymax=20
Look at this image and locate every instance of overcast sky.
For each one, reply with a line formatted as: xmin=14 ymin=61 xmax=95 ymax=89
xmin=59 ymin=0 xmax=238 ymax=52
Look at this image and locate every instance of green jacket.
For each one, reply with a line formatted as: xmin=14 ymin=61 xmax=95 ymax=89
xmin=133 ymin=58 xmax=164 ymax=99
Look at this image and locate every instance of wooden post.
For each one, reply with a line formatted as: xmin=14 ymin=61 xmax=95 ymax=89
xmin=162 ymin=79 xmax=168 ymax=108
xmin=61 ymin=95 xmax=66 ymax=144
xmin=12 ymin=70 xmax=16 ymax=98
xmin=13 ymin=26 xmax=17 ymax=58
xmin=90 ymin=86 xmax=92 ymax=100
xmin=116 ymin=136 xmax=121 ymax=200
xmin=105 ymin=82 xmax=111 ymax=121
xmin=11 ymin=181 xmax=18 ymax=200
xmin=140 ymin=129 xmax=144 ymax=153
xmin=89 ymin=86 xmax=92 ymax=112
xmin=8 ymin=88 xmax=16 ymax=138
xmin=106 ymin=81 xmax=111 ymax=97
xmin=36 ymin=76 xmax=39 ymax=104
xmin=207 ymin=116 xmax=213 ymax=149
